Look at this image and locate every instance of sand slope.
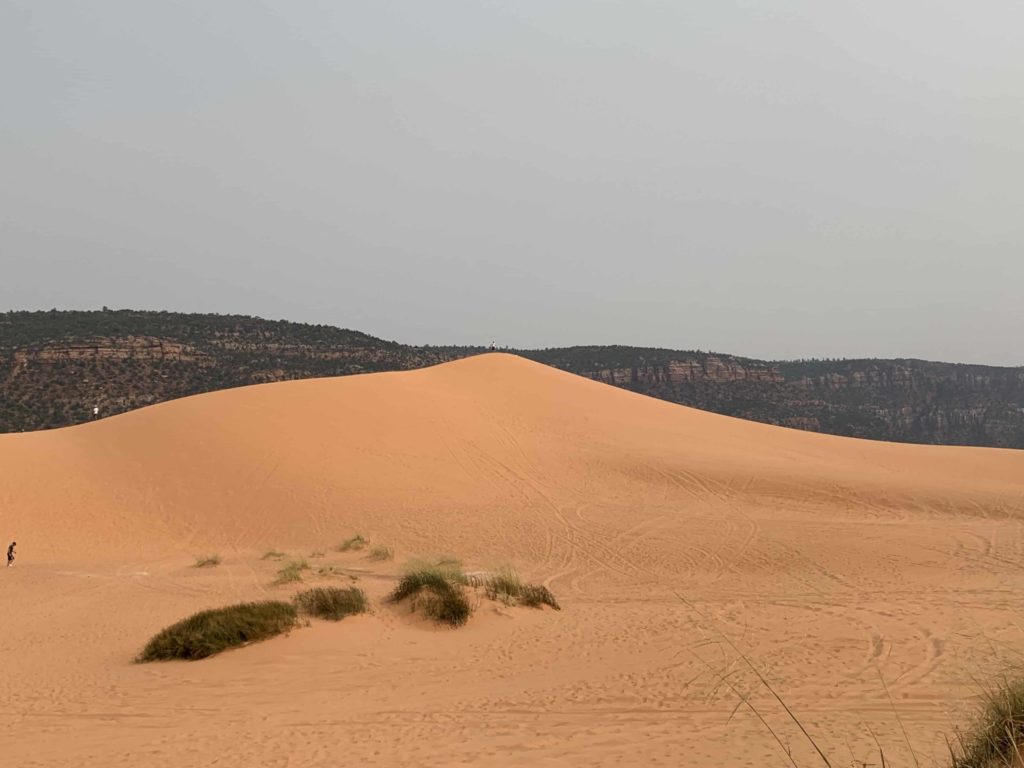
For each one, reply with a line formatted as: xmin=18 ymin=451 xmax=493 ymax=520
xmin=1 ymin=353 xmax=1023 ymax=766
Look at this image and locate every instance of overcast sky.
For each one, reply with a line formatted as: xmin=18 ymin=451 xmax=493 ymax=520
xmin=2 ymin=2 xmax=1022 ymax=364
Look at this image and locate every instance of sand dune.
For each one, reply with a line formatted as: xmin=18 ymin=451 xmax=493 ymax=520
xmin=2 ymin=353 xmax=1023 ymax=766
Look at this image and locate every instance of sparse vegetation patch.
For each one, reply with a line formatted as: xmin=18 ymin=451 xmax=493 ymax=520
xmin=137 ymin=601 xmax=298 ymax=662
xmin=273 ymin=559 xmax=310 ymax=585
xmin=261 ymin=550 xmax=285 ymax=560
xmin=484 ymin=569 xmax=560 ymax=610
xmin=293 ymin=587 xmax=368 ymax=621
xmin=369 ymin=545 xmax=393 ymax=561
xmin=194 ymin=554 xmax=221 ymax=568
xmin=316 ymin=565 xmax=346 ymax=578
xmin=338 ymin=535 xmax=368 ymax=552
xmin=519 ymin=584 xmax=560 ymax=610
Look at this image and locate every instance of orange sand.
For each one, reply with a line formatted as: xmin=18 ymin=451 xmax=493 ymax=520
xmin=1 ymin=353 xmax=1023 ymax=766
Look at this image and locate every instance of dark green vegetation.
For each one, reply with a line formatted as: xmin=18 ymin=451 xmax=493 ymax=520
xmin=484 ymin=569 xmax=560 ymax=610
xmin=949 ymin=679 xmax=1024 ymax=767
xmin=5 ymin=310 xmax=1023 ymax=448
xmin=389 ymin=564 xmax=472 ymax=627
xmin=137 ymin=601 xmax=297 ymax=661
xmin=293 ymin=586 xmax=368 ymax=621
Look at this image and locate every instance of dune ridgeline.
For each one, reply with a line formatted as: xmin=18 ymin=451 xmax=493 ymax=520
xmin=2 ymin=353 xmax=1023 ymax=766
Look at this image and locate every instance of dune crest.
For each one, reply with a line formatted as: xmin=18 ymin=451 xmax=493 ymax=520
xmin=2 ymin=353 xmax=1023 ymax=766
xmin=3 ymin=353 xmax=1019 ymax=558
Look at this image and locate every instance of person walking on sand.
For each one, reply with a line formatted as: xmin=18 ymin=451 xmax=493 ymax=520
xmin=6 ymin=541 xmax=15 ymax=567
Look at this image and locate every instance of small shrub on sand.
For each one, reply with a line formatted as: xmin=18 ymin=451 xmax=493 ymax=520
xmin=273 ymin=559 xmax=310 ymax=585
xmin=519 ymin=584 xmax=560 ymax=610
xmin=261 ymin=550 xmax=285 ymax=560
xmin=137 ymin=601 xmax=297 ymax=661
xmin=194 ymin=554 xmax=221 ymax=568
xmin=309 ymin=550 xmax=325 ymax=559
xmin=293 ymin=586 xmax=368 ymax=621
xmin=338 ymin=535 xmax=368 ymax=552
xmin=389 ymin=563 xmax=471 ymax=627
xmin=369 ymin=545 xmax=393 ymax=561
xmin=484 ymin=569 xmax=560 ymax=610
xmin=950 ymin=678 xmax=1024 ymax=767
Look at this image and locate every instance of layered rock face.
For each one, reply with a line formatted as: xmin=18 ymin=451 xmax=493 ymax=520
xmin=587 ymin=358 xmax=784 ymax=386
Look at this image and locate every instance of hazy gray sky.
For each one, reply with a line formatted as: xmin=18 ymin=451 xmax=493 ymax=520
xmin=2 ymin=1 xmax=1022 ymax=364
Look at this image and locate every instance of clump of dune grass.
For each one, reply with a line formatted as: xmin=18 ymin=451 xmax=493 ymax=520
xmin=273 ymin=559 xmax=310 ymax=586
xmin=293 ymin=586 xmax=368 ymax=621
xmin=309 ymin=550 xmax=325 ymax=559
xmin=137 ymin=601 xmax=297 ymax=662
xmin=519 ymin=584 xmax=560 ymax=609
xmin=338 ymin=535 xmax=368 ymax=552
xmin=400 ymin=558 xmax=468 ymax=582
xmin=369 ymin=545 xmax=393 ymax=561
xmin=483 ymin=568 xmax=522 ymax=603
xmin=419 ymin=590 xmax=472 ymax=627
xmin=949 ymin=678 xmax=1024 ymax=767
xmin=483 ymin=568 xmax=560 ymax=610
xmin=388 ymin=562 xmax=471 ymax=627
xmin=261 ymin=549 xmax=285 ymax=560
xmin=193 ymin=554 xmax=221 ymax=568
xmin=435 ymin=555 xmax=462 ymax=567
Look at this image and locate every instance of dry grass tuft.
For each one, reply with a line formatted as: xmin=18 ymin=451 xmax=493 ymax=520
xmin=338 ymin=535 xmax=368 ymax=552
xmin=293 ymin=586 xmax=368 ymax=621
xmin=949 ymin=679 xmax=1024 ymax=768
xmin=273 ymin=559 xmax=310 ymax=585
xmin=484 ymin=568 xmax=560 ymax=610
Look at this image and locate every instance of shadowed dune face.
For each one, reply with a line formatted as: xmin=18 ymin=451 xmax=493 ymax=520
xmin=2 ymin=353 xmax=1024 ymax=767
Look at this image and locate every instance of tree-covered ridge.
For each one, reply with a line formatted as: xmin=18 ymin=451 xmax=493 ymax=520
xmin=0 ymin=310 xmax=458 ymax=432
xmin=0 ymin=309 xmax=395 ymax=348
